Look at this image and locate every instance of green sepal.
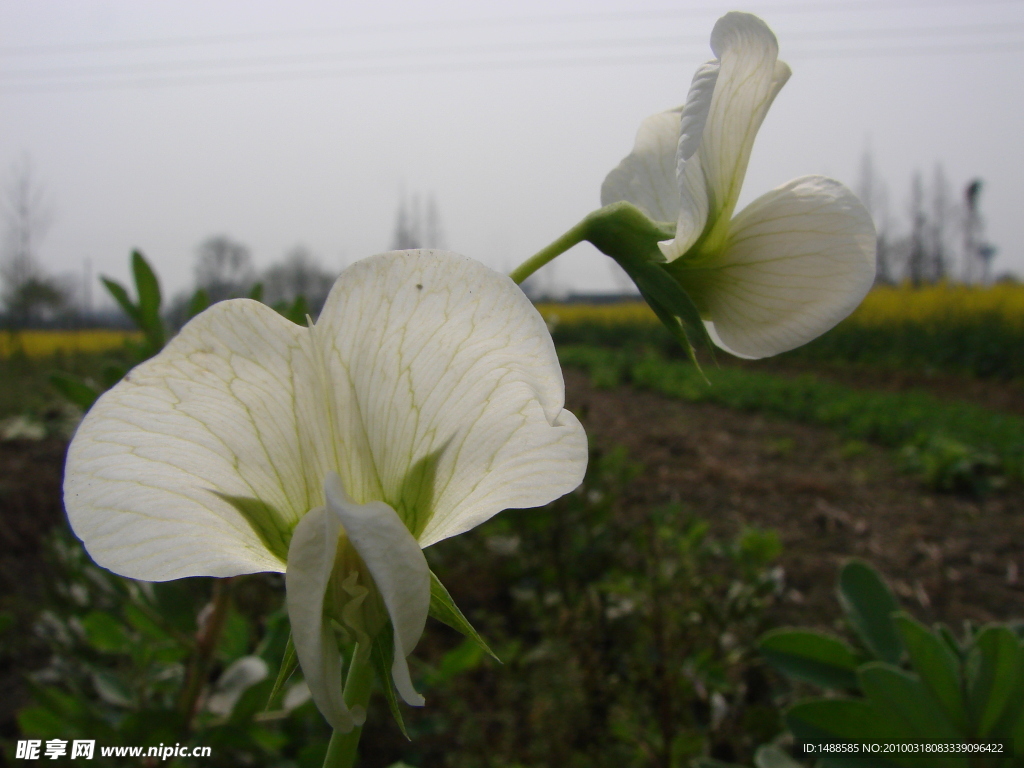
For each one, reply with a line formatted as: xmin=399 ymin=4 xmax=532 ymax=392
xmin=264 ymin=634 xmax=298 ymax=712
xmin=582 ymin=201 xmax=714 ymax=370
xmin=428 ymin=571 xmax=499 ymax=662
xmin=371 ymin=622 xmax=410 ymax=740
xmin=49 ymin=372 xmax=99 ymax=411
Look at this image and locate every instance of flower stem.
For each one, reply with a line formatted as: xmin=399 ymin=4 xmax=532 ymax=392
xmin=179 ymin=577 xmax=233 ymax=731
xmin=321 ymin=649 xmax=375 ymax=768
xmin=508 ymin=219 xmax=589 ymax=285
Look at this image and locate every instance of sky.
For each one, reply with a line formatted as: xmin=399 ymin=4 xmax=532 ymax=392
xmin=1 ymin=0 xmax=1022 ymax=307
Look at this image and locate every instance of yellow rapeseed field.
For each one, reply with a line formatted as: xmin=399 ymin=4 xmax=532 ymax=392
xmin=0 ymin=329 xmax=141 ymax=359
xmin=538 ymin=283 xmax=1024 ymax=329
xmin=849 ymin=283 xmax=1024 ymax=328
xmin=535 ymin=301 xmax=656 ymax=329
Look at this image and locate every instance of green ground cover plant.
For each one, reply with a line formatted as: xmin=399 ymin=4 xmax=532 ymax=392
xmin=6 ymin=447 xmax=787 ymax=767
xmin=759 ymin=560 xmax=1024 ymax=768
xmin=557 ymin=345 xmax=1024 ymax=494
xmin=546 ymin=283 xmax=1024 ymax=381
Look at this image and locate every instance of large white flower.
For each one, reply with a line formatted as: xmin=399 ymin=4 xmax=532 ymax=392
xmin=64 ymin=250 xmax=587 ymax=732
xmin=601 ymin=12 xmax=876 ymax=359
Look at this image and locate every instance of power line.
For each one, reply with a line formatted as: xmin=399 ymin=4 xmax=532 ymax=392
xmin=1 ymin=38 xmax=1021 ymax=95
xmin=2 ymin=21 xmax=1023 ymax=87
xmin=0 ymin=0 xmax=1021 ymax=58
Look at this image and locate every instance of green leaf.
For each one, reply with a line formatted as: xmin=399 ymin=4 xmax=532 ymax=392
xmin=248 ymin=282 xmax=264 ymax=302
xmin=131 ymin=251 xmax=161 ymax=320
xmin=759 ymin=628 xmax=861 ymax=690
xmin=91 ymin=670 xmax=134 ymax=708
xmin=423 ymin=637 xmax=483 ymax=688
xmin=264 ymin=635 xmax=298 ymax=712
xmin=131 ymin=251 xmax=165 ymax=351
xmin=754 ymin=745 xmax=805 ymax=768
xmin=785 ymin=699 xmax=908 ymax=767
xmin=101 ymin=276 xmax=142 ymax=326
xmin=49 ymin=372 xmax=99 ymax=410
xmin=81 ymin=610 xmax=131 ymax=654
xmin=217 ymin=609 xmax=252 ymax=662
xmin=101 ymin=364 xmax=127 ymax=388
xmin=186 ymin=288 xmax=211 ymax=321
xmin=284 ymin=295 xmax=310 ymax=326
xmin=838 ymin=559 xmax=903 ymax=664
xmin=893 ymin=612 xmax=968 ymax=733
xmin=966 ymin=625 xmax=1024 ymax=739
xmin=371 ymin=624 xmax=409 ymax=740
xmin=858 ymin=662 xmax=964 ymax=744
xmin=428 ymin=571 xmax=499 ymax=662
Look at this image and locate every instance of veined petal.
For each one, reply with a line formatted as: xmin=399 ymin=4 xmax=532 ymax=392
xmin=285 ymin=505 xmax=363 ymax=733
xmin=601 ymin=107 xmax=683 ymax=224
xmin=314 ymin=251 xmax=587 ymax=548
xmin=325 ymin=473 xmax=429 ymax=707
xmin=687 ymin=175 xmax=876 ymax=359
xmin=662 ymin=13 xmax=791 ymax=261
xmin=64 ymin=300 xmax=330 ymax=581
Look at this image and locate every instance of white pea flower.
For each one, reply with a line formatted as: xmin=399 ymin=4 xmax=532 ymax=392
xmin=602 ymin=12 xmax=876 ymax=359
xmin=64 ymin=250 xmax=587 ymax=732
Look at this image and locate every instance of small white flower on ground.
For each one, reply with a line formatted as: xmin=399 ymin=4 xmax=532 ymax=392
xmin=64 ymin=250 xmax=588 ymax=732
xmin=602 ymin=12 xmax=876 ymax=359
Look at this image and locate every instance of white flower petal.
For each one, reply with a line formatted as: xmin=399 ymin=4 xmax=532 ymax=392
xmin=601 ymin=108 xmax=683 ymax=224
xmin=324 ymin=472 xmax=428 ymax=707
xmin=285 ymin=504 xmax=363 ymax=733
xmin=663 ymin=13 xmax=790 ymax=261
xmin=314 ymin=250 xmax=587 ymax=549
xmin=64 ymin=300 xmax=329 ymax=581
xmin=694 ymin=176 xmax=876 ymax=358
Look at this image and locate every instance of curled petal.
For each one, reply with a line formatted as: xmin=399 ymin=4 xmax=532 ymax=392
xmin=601 ymin=108 xmax=683 ymax=224
xmin=64 ymin=300 xmax=325 ymax=581
xmin=662 ymin=13 xmax=791 ymax=261
xmin=690 ymin=176 xmax=877 ymax=358
xmin=314 ymin=251 xmax=587 ymax=548
xmin=325 ymin=473 xmax=429 ymax=707
xmin=285 ymin=505 xmax=363 ymax=733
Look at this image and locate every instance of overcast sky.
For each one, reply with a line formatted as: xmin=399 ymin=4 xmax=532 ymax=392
xmin=1 ymin=0 xmax=1022 ymax=306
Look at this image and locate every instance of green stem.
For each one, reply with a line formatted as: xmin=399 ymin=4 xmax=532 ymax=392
xmin=321 ymin=648 xmax=375 ymax=768
xmin=508 ymin=219 xmax=589 ymax=285
xmin=178 ymin=576 xmax=233 ymax=732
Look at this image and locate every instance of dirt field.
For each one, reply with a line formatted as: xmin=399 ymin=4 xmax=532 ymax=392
xmin=2 ymin=367 xmax=1022 ymax=739
xmin=563 ymin=367 xmax=1024 ymax=631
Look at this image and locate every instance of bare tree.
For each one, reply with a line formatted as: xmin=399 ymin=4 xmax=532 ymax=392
xmin=261 ymin=245 xmax=335 ymax=314
xmin=962 ymin=180 xmax=997 ymax=284
xmin=194 ymin=235 xmax=255 ymax=302
xmin=926 ymin=164 xmax=956 ymax=282
xmin=391 ymin=192 xmax=445 ymax=250
xmin=1 ymin=157 xmax=63 ymax=323
xmin=906 ymin=171 xmax=926 ymax=286
xmin=856 ymin=149 xmax=893 ymax=284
